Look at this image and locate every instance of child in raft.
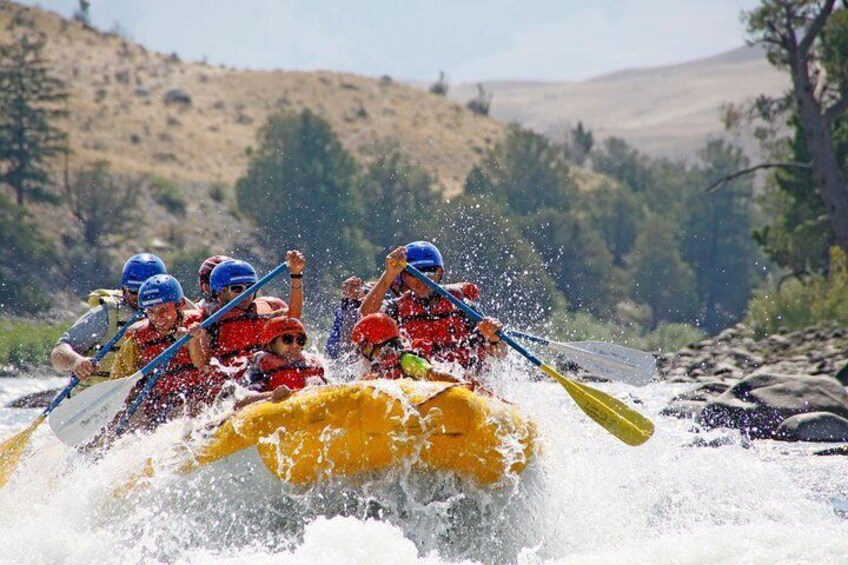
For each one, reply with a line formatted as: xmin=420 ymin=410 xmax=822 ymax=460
xmin=234 ymin=316 xmax=326 ymax=410
xmin=350 ymin=313 xmax=495 ymax=394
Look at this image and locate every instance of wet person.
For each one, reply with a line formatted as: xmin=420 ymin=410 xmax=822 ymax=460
xmin=188 ymin=252 xmax=305 ymax=381
xmin=196 ymin=254 xmax=233 ymax=311
xmin=110 ymin=275 xmax=208 ymax=429
xmin=50 ymin=253 xmax=167 ymax=392
xmin=236 ymin=316 xmax=326 ymax=410
xmin=325 ymin=276 xmax=368 ymax=359
xmin=350 ymin=312 xmax=487 ymax=388
xmin=359 ymin=241 xmax=506 ymax=371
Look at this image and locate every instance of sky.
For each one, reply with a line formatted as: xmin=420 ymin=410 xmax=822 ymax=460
xmin=20 ymin=0 xmax=762 ymax=82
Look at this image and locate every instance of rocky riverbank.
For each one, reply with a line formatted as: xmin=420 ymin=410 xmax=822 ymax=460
xmin=657 ymin=324 xmax=848 ymax=442
xmin=8 ymin=323 xmax=848 ymax=444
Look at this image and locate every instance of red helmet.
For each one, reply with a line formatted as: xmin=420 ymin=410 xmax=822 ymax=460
xmin=261 ymin=316 xmax=307 ymax=346
xmin=351 ymin=313 xmax=400 ymax=347
xmin=198 ymin=255 xmax=233 ymax=289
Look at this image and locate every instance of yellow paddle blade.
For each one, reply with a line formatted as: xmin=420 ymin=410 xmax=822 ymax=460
xmin=540 ymin=364 xmax=654 ymax=446
xmin=0 ymin=415 xmax=46 ymax=487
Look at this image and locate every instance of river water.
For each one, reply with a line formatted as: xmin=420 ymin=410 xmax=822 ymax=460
xmin=1 ymin=365 xmax=847 ymax=564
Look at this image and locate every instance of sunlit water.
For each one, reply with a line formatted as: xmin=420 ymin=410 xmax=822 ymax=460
xmin=1 ymin=360 xmax=847 ymax=564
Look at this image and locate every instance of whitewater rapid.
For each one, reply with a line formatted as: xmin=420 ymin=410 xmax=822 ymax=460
xmin=1 ymin=363 xmax=847 ymax=564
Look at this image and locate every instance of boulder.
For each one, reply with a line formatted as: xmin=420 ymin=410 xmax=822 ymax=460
xmin=6 ymin=388 xmax=61 ymax=409
xmin=164 ymin=88 xmax=192 ymax=106
xmin=698 ymin=373 xmax=848 ymax=439
xmin=775 ymin=412 xmax=848 ymax=442
xmin=661 ymin=379 xmax=734 ymax=419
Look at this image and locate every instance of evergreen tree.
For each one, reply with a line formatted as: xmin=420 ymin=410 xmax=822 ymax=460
xmin=682 ymin=140 xmax=764 ymax=332
xmin=753 ymin=115 xmax=841 ymax=274
xmin=477 ymin=124 xmax=577 ymax=216
xmin=584 ymin=181 xmax=644 ymax=267
xmin=592 ymin=137 xmax=654 ymax=194
xmin=358 ymin=148 xmax=443 ymax=263
xmin=0 ymin=35 xmax=68 ymax=207
xmin=235 ymin=109 xmax=372 ymax=285
xmin=744 ymin=1 xmax=848 ymax=256
xmin=466 ymin=84 xmax=493 ymax=116
xmin=522 ymin=208 xmax=621 ymax=317
xmin=630 ymin=216 xmax=699 ymax=328
xmin=0 ymin=194 xmax=54 ymax=313
xmin=568 ymin=121 xmax=594 ymax=165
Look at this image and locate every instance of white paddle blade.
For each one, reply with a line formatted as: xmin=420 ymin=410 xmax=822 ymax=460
xmin=557 ymin=341 xmax=656 ymax=386
xmin=48 ymin=373 xmax=144 ymax=446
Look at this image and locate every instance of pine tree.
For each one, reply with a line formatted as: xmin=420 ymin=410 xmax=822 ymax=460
xmin=630 ymin=216 xmax=699 ymax=328
xmin=0 ymin=34 xmax=68 ymax=207
xmin=682 ymin=140 xmax=763 ymax=332
xmin=358 ymin=148 xmax=443 ymax=264
xmin=235 ymin=109 xmax=372 ymax=285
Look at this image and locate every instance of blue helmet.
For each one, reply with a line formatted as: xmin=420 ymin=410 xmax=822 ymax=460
xmin=405 ymin=241 xmax=443 ymax=269
xmin=210 ymin=260 xmax=257 ymax=294
xmin=138 ymin=274 xmax=184 ymax=310
xmin=122 ymin=253 xmax=167 ymax=291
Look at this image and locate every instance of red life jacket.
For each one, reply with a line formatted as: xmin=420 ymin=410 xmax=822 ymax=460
xmin=128 ymin=309 xmax=206 ymax=400
xmin=252 ymin=351 xmax=325 ymax=392
xmin=207 ymin=297 xmax=287 ymax=366
xmin=395 ymin=286 xmax=484 ymax=368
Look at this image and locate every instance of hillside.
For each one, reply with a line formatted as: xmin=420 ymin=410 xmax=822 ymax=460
xmin=449 ymin=45 xmax=787 ymax=158
xmin=1 ymin=2 xmax=516 ymax=197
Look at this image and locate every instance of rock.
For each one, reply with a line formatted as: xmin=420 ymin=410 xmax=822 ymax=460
xmin=164 ymin=88 xmax=192 ymax=106
xmin=661 ymin=400 xmax=705 ymax=419
xmin=776 ymin=412 xmax=848 ymax=442
xmin=766 ymin=335 xmax=791 ymax=350
xmin=663 ymin=380 xmax=734 ymax=419
xmin=684 ymin=435 xmax=752 ymax=449
xmin=835 ymin=362 xmax=848 ymax=386
xmin=698 ymin=373 xmax=848 ymax=439
xmin=715 ymin=327 xmax=738 ymax=342
xmin=7 ymin=388 xmax=61 ymax=409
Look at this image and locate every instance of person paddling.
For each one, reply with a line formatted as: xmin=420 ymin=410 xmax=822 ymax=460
xmin=236 ymin=317 xmax=326 ymax=410
xmin=110 ymin=275 xmax=208 ymax=430
xmin=359 ymin=242 xmax=506 ymax=371
xmin=50 ymin=253 xmax=167 ymax=392
xmin=188 ymin=252 xmax=305 ymax=378
xmin=350 ymin=313 xmax=486 ymax=389
xmin=196 ymin=254 xmax=233 ymax=311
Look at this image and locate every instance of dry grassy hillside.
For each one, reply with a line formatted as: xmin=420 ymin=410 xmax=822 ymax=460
xmin=450 ymin=46 xmax=787 ymax=158
xmin=2 ymin=2 xmax=512 ymax=196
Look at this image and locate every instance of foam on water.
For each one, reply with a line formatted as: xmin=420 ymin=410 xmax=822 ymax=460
xmin=1 ymin=367 xmax=847 ymax=564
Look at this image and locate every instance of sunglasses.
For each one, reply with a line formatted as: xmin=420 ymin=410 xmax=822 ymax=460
xmin=280 ymin=333 xmax=307 ymax=346
xmin=404 ymin=266 xmax=439 ymax=277
xmin=125 ymin=288 xmax=140 ymax=295
xmin=359 ymin=339 xmax=392 ymax=360
xmin=225 ymin=284 xmax=248 ymax=294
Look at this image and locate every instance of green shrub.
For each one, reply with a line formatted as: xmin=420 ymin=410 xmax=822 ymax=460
xmin=209 ymin=183 xmax=226 ymax=203
xmin=543 ymin=310 xmax=704 ymax=353
xmin=643 ymin=323 xmax=705 ymax=353
xmin=544 ymin=310 xmax=643 ymax=347
xmin=0 ymin=320 xmax=65 ymax=369
xmin=149 ymin=176 xmax=187 ymax=216
xmin=746 ymin=246 xmax=848 ymax=337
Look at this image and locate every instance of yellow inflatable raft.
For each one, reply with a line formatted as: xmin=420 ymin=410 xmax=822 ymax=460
xmin=186 ymin=379 xmax=536 ymax=486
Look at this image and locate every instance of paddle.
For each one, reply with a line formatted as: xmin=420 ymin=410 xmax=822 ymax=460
xmin=505 ymin=330 xmax=656 ymax=386
xmin=0 ymin=309 xmax=144 ymax=487
xmin=404 ymin=265 xmax=655 ymax=446
xmin=48 ymin=261 xmax=290 ymax=446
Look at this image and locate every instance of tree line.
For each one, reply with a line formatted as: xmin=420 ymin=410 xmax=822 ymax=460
xmin=234 ymin=108 xmax=765 ymax=335
xmin=3 ymin=0 xmax=847 ymax=345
